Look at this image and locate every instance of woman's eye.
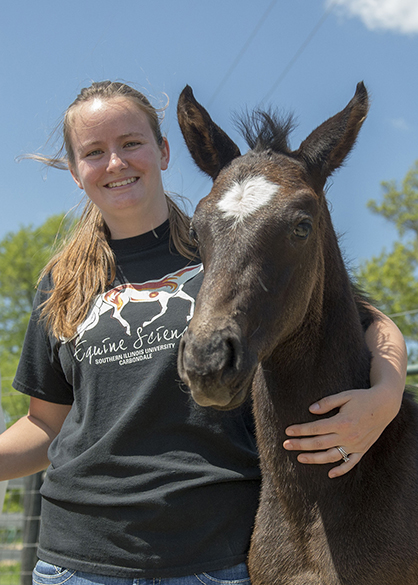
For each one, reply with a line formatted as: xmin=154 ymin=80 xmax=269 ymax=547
xmin=85 ymin=149 xmax=103 ymax=157
xmin=125 ymin=141 xmax=141 ymax=148
xmin=293 ymin=221 xmax=312 ymax=239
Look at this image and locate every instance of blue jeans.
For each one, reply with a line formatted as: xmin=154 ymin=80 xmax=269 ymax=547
xmin=32 ymin=560 xmax=251 ymax=585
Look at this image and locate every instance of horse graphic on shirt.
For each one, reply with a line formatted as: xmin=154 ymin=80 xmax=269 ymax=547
xmin=74 ymin=264 xmax=203 ymax=341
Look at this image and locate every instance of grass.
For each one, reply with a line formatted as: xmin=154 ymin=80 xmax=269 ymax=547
xmin=3 ymin=490 xmax=24 ymax=515
xmin=0 ymin=561 xmax=21 ymax=585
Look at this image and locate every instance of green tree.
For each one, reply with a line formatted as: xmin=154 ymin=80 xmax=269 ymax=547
xmin=357 ymin=159 xmax=418 ymax=391
xmin=0 ymin=214 xmax=72 ymax=424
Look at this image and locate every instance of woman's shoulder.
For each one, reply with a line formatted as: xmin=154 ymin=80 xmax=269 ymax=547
xmin=38 ymin=270 xmax=54 ymax=291
xmin=33 ymin=270 xmax=55 ymax=309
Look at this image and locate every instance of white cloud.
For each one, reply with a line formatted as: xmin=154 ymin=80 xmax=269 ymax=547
xmin=327 ymin=0 xmax=418 ymax=34
xmin=390 ymin=118 xmax=410 ymax=131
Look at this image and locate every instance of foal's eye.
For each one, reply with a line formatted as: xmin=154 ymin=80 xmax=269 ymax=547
xmin=293 ymin=221 xmax=312 ymax=239
xmin=189 ymin=226 xmax=199 ymax=246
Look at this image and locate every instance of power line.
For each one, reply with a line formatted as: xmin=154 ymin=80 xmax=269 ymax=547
xmin=262 ymin=2 xmax=336 ymax=103
xmin=207 ymin=0 xmax=279 ymax=107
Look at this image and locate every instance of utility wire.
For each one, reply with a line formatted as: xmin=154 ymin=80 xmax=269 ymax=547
xmin=262 ymin=2 xmax=336 ymax=103
xmin=207 ymin=0 xmax=279 ymax=107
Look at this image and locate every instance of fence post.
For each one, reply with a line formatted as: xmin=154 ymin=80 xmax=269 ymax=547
xmin=407 ymin=364 xmax=418 ymax=376
xmin=20 ymin=471 xmax=43 ymax=585
xmin=0 ymin=373 xmax=8 ymax=512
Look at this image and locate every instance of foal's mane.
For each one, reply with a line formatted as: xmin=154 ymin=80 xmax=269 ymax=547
xmin=235 ymin=108 xmax=296 ymax=155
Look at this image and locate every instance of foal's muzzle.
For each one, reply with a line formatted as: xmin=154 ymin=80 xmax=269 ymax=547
xmin=178 ymin=324 xmax=257 ymax=410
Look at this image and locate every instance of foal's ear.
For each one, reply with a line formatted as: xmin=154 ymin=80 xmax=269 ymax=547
xmin=177 ymin=85 xmax=241 ymax=179
xmin=296 ymin=82 xmax=369 ymax=188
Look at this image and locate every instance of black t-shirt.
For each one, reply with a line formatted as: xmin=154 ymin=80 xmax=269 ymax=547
xmin=13 ymin=221 xmax=261 ymax=578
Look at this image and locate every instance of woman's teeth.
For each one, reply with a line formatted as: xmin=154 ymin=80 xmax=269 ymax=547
xmin=107 ymin=177 xmax=137 ymax=188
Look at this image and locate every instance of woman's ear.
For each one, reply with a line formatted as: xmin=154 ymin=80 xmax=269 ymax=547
xmin=69 ymin=165 xmax=83 ymax=190
xmin=160 ymin=137 xmax=170 ymax=171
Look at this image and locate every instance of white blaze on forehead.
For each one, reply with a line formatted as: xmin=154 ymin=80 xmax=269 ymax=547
xmin=217 ymin=176 xmax=279 ymax=222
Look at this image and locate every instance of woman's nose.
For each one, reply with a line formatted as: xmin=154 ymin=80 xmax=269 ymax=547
xmin=107 ymin=152 xmax=128 ymax=171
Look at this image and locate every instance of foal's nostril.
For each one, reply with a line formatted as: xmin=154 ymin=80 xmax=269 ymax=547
xmin=199 ymin=332 xmax=236 ymax=377
xmin=225 ymin=338 xmax=236 ymax=370
xmin=180 ymin=328 xmax=242 ymax=383
xmin=223 ymin=334 xmax=243 ymax=375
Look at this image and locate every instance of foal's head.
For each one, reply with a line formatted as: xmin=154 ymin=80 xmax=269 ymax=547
xmin=177 ymin=84 xmax=368 ymax=410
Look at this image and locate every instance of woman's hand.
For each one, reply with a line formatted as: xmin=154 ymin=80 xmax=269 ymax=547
xmin=283 ymin=385 xmax=400 ymax=478
xmin=283 ymin=307 xmax=407 ymax=478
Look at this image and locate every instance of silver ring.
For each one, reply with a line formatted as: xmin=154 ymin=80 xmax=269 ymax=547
xmin=337 ymin=446 xmax=349 ymax=463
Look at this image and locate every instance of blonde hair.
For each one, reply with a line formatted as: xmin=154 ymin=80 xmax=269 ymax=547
xmin=36 ymin=81 xmax=195 ymax=340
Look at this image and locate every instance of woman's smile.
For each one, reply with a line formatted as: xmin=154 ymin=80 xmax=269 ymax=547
xmin=105 ymin=176 xmax=139 ymax=189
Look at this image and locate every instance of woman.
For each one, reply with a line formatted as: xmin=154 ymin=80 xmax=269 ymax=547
xmin=1 ymin=81 xmax=406 ymax=584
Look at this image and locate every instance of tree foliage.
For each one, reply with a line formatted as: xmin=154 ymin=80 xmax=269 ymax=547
xmin=0 ymin=214 xmax=72 ymax=424
xmin=357 ymin=160 xmax=418 ymax=345
xmin=357 ymin=160 xmax=418 ymax=397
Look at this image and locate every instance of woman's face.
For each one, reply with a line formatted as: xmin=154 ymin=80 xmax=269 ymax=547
xmin=69 ymin=96 xmax=170 ymax=238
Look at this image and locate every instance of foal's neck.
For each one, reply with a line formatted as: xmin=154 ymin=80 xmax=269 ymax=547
xmin=263 ymin=238 xmax=371 ymax=418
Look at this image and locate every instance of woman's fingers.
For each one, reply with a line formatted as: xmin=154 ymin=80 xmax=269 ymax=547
xmin=283 ymin=388 xmax=399 ymax=477
xmin=284 ymin=442 xmax=363 ymax=478
xmin=285 ymin=418 xmax=341 ymax=439
xmin=308 ymin=391 xmax=351 ymax=414
xmin=328 ymin=453 xmax=362 ymax=478
xmin=283 ymin=433 xmax=339 ymax=452
xmin=282 ymin=389 xmax=379 ymax=478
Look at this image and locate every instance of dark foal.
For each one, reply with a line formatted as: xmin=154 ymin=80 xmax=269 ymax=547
xmin=177 ymin=83 xmax=418 ymax=584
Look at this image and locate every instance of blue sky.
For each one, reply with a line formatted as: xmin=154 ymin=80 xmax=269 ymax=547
xmin=1 ymin=0 xmax=417 ymax=268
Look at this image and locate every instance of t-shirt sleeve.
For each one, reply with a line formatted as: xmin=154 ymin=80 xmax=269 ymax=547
xmin=12 ymin=277 xmax=74 ymax=405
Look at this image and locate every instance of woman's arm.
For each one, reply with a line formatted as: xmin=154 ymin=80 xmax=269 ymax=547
xmin=0 ymin=397 xmax=71 ymax=481
xmin=283 ymin=308 xmax=406 ymax=478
